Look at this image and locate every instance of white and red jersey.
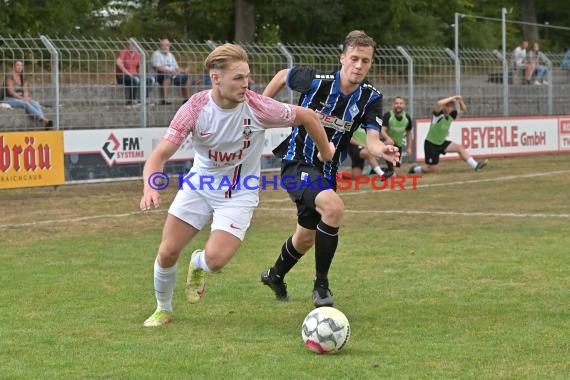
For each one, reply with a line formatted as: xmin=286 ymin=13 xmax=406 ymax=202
xmin=164 ymin=89 xmax=296 ymax=206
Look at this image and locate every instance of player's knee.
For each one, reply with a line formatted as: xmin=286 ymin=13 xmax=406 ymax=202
xmin=320 ymin=198 xmax=344 ymax=224
xmin=157 ymin=243 xmax=181 ymax=266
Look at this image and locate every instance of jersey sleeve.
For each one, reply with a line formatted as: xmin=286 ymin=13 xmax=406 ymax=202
xmin=286 ymin=66 xmax=317 ymax=94
xmin=450 ymin=110 xmax=458 ymax=120
xmin=361 ymin=98 xmax=383 ymax=132
xmin=163 ymin=91 xmax=208 ymax=145
xmin=247 ymin=90 xmax=297 ymax=129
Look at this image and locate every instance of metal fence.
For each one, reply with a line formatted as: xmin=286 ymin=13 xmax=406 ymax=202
xmin=1 ymin=35 xmax=570 ymax=132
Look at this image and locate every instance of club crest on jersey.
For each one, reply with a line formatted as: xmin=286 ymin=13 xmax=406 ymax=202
xmin=243 ymin=118 xmax=253 ymax=140
xmin=349 ymin=104 xmax=359 ymax=118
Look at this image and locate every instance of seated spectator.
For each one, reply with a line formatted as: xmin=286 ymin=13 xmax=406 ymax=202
xmin=526 ymin=42 xmax=549 ymax=85
xmin=512 ymin=40 xmax=528 ymax=71
xmin=116 ymin=41 xmax=155 ymax=106
xmin=1 ymin=59 xmax=52 ymax=130
xmin=511 ymin=40 xmax=528 ymax=84
xmin=151 ymin=37 xmax=191 ymax=105
xmin=561 ymin=49 xmax=570 ymax=71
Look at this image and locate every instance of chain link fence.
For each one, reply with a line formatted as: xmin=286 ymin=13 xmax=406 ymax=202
xmin=1 ymin=35 xmax=570 ymax=132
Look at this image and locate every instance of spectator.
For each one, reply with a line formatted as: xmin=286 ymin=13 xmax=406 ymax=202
xmin=561 ymin=49 xmax=570 ymax=70
xmin=151 ymin=37 xmax=191 ymax=105
xmin=116 ymin=41 xmax=155 ymax=106
xmin=511 ymin=40 xmax=528 ymax=84
xmin=512 ymin=40 xmax=528 ymax=71
xmin=1 ymin=59 xmax=52 ymax=130
xmin=526 ymin=42 xmax=549 ymax=85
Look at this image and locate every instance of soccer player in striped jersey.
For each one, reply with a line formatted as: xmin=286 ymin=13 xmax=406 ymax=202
xmin=260 ymin=30 xmax=400 ymax=307
xmin=408 ymin=95 xmax=488 ymax=174
xmin=140 ymin=43 xmax=334 ymax=327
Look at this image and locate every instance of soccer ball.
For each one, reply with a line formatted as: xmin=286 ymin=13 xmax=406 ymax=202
xmin=301 ymin=306 xmax=350 ymax=354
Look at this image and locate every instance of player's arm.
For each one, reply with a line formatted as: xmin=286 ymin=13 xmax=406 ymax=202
xmin=434 ymin=95 xmax=462 ymax=112
xmin=263 ymin=69 xmax=289 ymax=98
xmin=365 ymin=128 xmax=399 ymax=166
xmin=379 ymin=112 xmax=392 ymax=144
xmin=140 ymin=139 xmax=180 ymax=211
xmin=405 ymin=115 xmax=414 ymax=156
xmin=292 ymin=106 xmax=334 ymax=161
xmin=379 ymin=128 xmax=392 ymax=144
xmin=457 ymin=98 xmax=467 ymax=115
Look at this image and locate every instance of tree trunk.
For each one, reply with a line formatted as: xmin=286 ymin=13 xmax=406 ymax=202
xmin=234 ymin=0 xmax=255 ymax=42
xmin=519 ymin=0 xmax=539 ymax=41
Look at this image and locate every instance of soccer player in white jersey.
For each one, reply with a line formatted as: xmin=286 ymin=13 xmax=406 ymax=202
xmin=140 ymin=43 xmax=334 ymax=327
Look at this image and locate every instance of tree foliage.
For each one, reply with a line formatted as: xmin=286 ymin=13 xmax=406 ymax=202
xmin=0 ymin=0 xmax=568 ymax=50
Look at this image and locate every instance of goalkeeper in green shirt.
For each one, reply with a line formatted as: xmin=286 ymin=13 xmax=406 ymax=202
xmin=409 ymin=95 xmax=487 ymax=174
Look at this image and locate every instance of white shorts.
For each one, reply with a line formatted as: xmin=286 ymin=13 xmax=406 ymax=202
xmin=168 ymin=189 xmax=254 ymax=241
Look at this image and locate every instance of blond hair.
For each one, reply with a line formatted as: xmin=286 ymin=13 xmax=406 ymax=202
xmin=204 ymin=43 xmax=249 ymax=71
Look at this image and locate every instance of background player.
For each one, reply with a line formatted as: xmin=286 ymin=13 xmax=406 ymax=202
xmin=380 ymin=96 xmax=413 ymax=176
xmin=409 ymin=95 xmax=487 ymax=174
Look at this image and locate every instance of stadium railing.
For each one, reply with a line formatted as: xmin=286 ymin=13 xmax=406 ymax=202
xmin=1 ymin=35 xmax=569 ymax=133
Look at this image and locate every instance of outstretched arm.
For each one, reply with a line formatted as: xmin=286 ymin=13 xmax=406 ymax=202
xmin=365 ymin=128 xmax=400 ymax=166
xmin=263 ymin=69 xmax=289 ymax=98
xmin=292 ymin=106 xmax=334 ymax=161
xmin=434 ymin=95 xmax=462 ymax=113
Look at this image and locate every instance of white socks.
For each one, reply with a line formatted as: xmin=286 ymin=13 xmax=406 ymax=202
xmin=153 ymin=259 xmax=177 ymax=312
xmin=466 ymin=157 xmax=477 ymax=169
xmin=192 ymin=250 xmax=212 ymax=273
xmin=373 ymin=166 xmax=384 ymax=175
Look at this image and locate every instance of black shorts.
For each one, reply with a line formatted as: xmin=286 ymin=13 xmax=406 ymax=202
xmin=281 ymin=160 xmax=335 ymax=230
xmin=347 ymin=144 xmax=365 ymax=169
xmin=424 ymin=140 xmax=451 ymax=165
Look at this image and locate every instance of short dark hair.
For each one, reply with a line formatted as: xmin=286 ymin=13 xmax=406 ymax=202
xmin=342 ymin=30 xmax=376 ymax=53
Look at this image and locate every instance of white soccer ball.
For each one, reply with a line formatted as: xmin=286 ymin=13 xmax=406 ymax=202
xmin=301 ymin=306 xmax=350 ymax=354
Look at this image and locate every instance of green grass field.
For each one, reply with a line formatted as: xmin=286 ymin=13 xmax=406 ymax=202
xmin=1 ymin=154 xmax=569 ymax=379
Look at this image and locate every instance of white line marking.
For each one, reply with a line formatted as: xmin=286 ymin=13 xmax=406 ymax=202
xmin=0 ymin=210 xmax=164 ymax=229
xmin=257 ymin=207 xmax=570 ymax=219
xmin=1 ymin=170 xmax=569 ymax=229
